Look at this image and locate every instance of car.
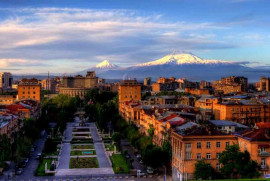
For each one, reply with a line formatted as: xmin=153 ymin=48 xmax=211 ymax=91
xmin=125 ymin=154 xmax=131 ymax=159
xmin=30 ymin=147 xmax=35 ymax=152
xmin=136 ymin=154 xmax=142 ymax=159
xmin=146 ymin=167 xmax=155 ymax=174
xmin=36 ymin=153 xmax=42 ymax=160
xmin=24 ymin=158 xmax=29 ymax=164
xmin=15 ymin=168 xmax=23 ymax=175
xmin=137 ymin=170 xmax=147 ymax=177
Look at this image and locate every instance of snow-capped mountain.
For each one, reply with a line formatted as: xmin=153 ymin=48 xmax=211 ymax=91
xmin=95 ymin=60 xmax=119 ymax=69
xmin=77 ymin=53 xmax=262 ymax=81
xmin=137 ymin=53 xmax=231 ymax=66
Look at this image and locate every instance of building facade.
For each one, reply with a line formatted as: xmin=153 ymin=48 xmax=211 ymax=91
xmin=0 ymin=72 xmax=13 ymax=89
xmin=17 ymin=78 xmax=41 ymax=102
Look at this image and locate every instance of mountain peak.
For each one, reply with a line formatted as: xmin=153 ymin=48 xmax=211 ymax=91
xmin=137 ymin=53 xmax=230 ymax=66
xmin=95 ymin=60 xmax=118 ymax=69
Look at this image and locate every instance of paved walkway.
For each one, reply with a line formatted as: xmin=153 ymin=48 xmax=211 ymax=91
xmin=56 ymin=121 xmax=113 ymax=176
xmin=57 ymin=123 xmax=73 ymax=169
xmin=89 ymin=123 xmax=112 ymax=168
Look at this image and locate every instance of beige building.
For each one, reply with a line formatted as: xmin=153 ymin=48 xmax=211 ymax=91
xmin=0 ymin=72 xmax=13 ymax=89
xmin=59 ymin=71 xmax=97 ymax=99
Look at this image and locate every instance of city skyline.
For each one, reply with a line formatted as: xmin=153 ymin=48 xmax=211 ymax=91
xmin=0 ymin=0 xmax=269 ymax=74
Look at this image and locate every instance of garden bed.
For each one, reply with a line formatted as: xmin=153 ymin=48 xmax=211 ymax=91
xmin=110 ymin=154 xmax=130 ymax=174
xmin=105 ymin=144 xmax=116 ymax=151
xmin=69 ymin=157 xmax=99 ymax=168
xmin=70 ymin=150 xmax=96 ymax=156
xmin=72 ymin=144 xmax=94 ymax=149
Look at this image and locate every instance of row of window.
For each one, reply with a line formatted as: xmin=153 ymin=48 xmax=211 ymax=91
xmin=185 ymin=152 xmax=220 ymax=160
xmin=22 ymin=96 xmax=36 ymax=99
xmin=186 ymin=142 xmax=230 ymax=149
xmin=22 ymin=87 xmax=36 ymax=90
xmin=22 ymin=91 xmax=36 ymax=94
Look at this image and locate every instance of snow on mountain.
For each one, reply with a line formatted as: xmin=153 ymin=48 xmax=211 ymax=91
xmin=136 ymin=53 xmax=231 ymax=66
xmin=95 ymin=60 xmax=119 ymax=69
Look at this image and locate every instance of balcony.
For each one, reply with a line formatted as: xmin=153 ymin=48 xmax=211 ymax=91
xmin=260 ymin=164 xmax=269 ymax=170
xmin=258 ymin=151 xmax=270 ymax=157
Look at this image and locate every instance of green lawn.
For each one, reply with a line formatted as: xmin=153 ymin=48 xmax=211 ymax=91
xmin=35 ymin=158 xmax=56 ymax=176
xmin=70 ymin=150 xmax=96 ymax=156
xmin=105 ymin=144 xmax=117 ymax=151
xmin=71 ymin=144 xmax=94 ymax=149
xmin=69 ymin=157 xmax=99 ymax=168
xmin=110 ymin=154 xmax=130 ymax=174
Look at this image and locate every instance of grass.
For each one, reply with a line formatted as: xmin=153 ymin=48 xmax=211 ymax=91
xmin=35 ymin=158 xmax=56 ymax=176
xmin=70 ymin=150 xmax=96 ymax=156
xmin=105 ymin=144 xmax=116 ymax=151
xmin=110 ymin=154 xmax=130 ymax=174
xmin=69 ymin=157 xmax=99 ymax=168
xmin=72 ymin=144 xmax=94 ymax=149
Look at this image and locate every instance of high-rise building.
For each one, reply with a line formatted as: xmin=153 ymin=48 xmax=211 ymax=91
xmin=118 ymin=79 xmax=141 ymax=105
xmin=143 ymin=77 xmax=151 ymax=86
xmin=0 ymin=72 xmax=13 ymax=89
xmin=17 ymin=78 xmax=41 ymax=102
xmin=259 ymin=76 xmax=270 ymax=92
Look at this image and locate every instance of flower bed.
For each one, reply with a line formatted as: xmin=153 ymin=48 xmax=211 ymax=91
xmin=72 ymin=144 xmax=94 ymax=149
xmin=70 ymin=150 xmax=96 ymax=156
xmin=69 ymin=157 xmax=99 ymax=168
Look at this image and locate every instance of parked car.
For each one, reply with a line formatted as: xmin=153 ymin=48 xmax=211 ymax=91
xmin=36 ymin=153 xmax=42 ymax=160
xmin=137 ymin=169 xmax=147 ymax=177
xmin=30 ymin=147 xmax=35 ymax=152
xmin=136 ymin=154 xmax=142 ymax=159
xmin=24 ymin=158 xmax=29 ymax=164
xmin=15 ymin=168 xmax=23 ymax=175
xmin=125 ymin=153 xmax=131 ymax=159
xmin=146 ymin=167 xmax=155 ymax=174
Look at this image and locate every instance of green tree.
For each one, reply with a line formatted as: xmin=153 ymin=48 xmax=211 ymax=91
xmin=112 ymin=132 xmax=122 ymax=148
xmin=194 ymin=159 xmax=217 ymax=180
xmin=219 ymin=145 xmax=260 ymax=179
xmin=142 ymin=144 xmax=167 ymax=168
xmin=147 ymin=124 xmax=154 ymax=139
xmin=142 ymin=92 xmax=151 ymax=100
xmin=0 ymin=134 xmax=12 ymax=167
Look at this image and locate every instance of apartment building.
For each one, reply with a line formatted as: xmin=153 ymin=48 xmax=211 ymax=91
xmin=17 ymin=78 xmax=41 ymax=102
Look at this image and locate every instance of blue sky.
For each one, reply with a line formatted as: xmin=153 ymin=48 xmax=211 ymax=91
xmin=0 ymin=0 xmax=269 ymax=74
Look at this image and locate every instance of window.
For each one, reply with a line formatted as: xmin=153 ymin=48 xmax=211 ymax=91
xmin=33 ymin=96 xmax=35 ymax=99
xmin=226 ymin=142 xmax=230 ymax=148
xmin=244 ymin=143 xmax=247 ymax=151
xmin=23 ymin=91 xmax=25 ymax=94
xmin=33 ymin=87 xmax=35 ymax=89
xmin=185 ymin=152 xmax=191 ymax=159
xmin=206 ymin=153 xmax=211 ymax=159
xmin=206 ymin=142 xmax=211 ymax=149
xmin=216 ymin=142 xmax=221 ymax=148
xmin=216 ymin=153 xmax=220 ymax=159
xmin=33 ymin=91 xmax=35 ymax=94
xmin=216 ymin=163 xmax=221 ymax=170
xmin=197 ymin=153 xmax=202 ymax=160
xmin=23 ymin=87 xmax=25 ymax=90
xmin=197 ymin=142 xmax=201 ymax=149
xmin=185 ymin=143 xmax=191 ymax=149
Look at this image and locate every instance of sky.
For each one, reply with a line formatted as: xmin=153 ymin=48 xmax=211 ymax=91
xmin=0 ymin=0 xmax=269 ymax=74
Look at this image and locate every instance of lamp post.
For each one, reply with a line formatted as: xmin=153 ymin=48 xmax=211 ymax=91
xmin=163 ymin=165 xmax=167 ymax=181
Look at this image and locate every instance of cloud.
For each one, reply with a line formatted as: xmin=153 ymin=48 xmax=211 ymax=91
xmin=0 ymin=7 xmax=262 ymax=73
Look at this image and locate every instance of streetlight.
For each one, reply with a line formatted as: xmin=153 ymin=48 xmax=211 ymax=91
xmin=163 ymin=165 xmax=166 ymax=181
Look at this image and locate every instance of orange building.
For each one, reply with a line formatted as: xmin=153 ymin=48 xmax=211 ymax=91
xmin=195 ymin=96 xmax=219 ymax=120
xmin=213 ymin=100 xmax=270 ymax=125
xmin=0 ymin=95 xmax=16 ymax=105
xmin=171 ymin=126 xmax=237 ymax=180
xmin=0 ymin=113 xmax=22 ymax=143
xmin=118 ymin=80 xmax=141 ymax=109
xmin=185 ymin=88 xmax=210 ymax=95
xmin=236 ymin=127 xmax=270 ymax=176
xmin=17 ymin=78 xmax=41 ymax=102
